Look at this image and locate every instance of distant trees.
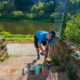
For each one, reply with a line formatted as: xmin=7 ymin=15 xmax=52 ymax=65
xmin=0 ymin=0 xmax=79 ymax=23
xmin=0 ymin=0 xmax=56 ymax=21
xmin=43 ymin=1 xmax=55 ymax=14
xmin=69 ymin=0 xmax=80 ymax=12
xmin=39 ymin=10 xmax=44 ymax=16
xmin=64 ymin=0 xmax=80 ymax=42
xmin=0 ymin=0 xmax=9 ymax=13
xmin=12 ymin=11 xmax=24 ymax=16
xmin=31 ymin=1 xmax=44 ymax=13
xmin=15 ymin=0 xmax=34 ymax=11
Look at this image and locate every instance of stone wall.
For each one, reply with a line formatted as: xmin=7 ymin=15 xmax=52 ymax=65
xmin=49 ymin=37 xmax=80 ymax=80
xmin=0 ymin=37 xmax=8 ymax=60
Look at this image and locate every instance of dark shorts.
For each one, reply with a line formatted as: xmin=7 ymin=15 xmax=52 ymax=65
xmin=34 ymin=35 xmax=47 ymax=48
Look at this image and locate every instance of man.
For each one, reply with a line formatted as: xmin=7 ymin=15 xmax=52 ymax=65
xmin=34 ymin=30 xmax=56 ymax=60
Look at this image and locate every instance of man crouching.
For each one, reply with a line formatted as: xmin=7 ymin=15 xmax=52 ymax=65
xmin=34 ymin=30 xmax=56 ymax=60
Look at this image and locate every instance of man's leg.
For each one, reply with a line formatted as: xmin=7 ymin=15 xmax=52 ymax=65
xmin=36 ymin=48 xmax=39 ymax=56
xmin=45 ymin=48 xmax=48 ymax=55
xmin=36 ymin=48 xmax=40 ymax=60
xmin=34 ymin=35 xmax=40 ymax=60
xmin=44 ymin=47 xmax=48 ymax=59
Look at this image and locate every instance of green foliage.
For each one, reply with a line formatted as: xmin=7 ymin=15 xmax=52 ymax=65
xmin=64 ymin=13 xmax=80 ymax=43
xmin=67 ymin=70 xmax=74 ymax=80
xmin=31 ymin=1 xmax=44 ymax=12
xmin=0 ymin=13 xmax=2 ymax=16
xmin=43 ymin=1 xmax=55 ymax=14
xmin=37 ymin=1 xmax=44 ymax=9
xmin=12 ymin=11 xmax=24 ymax=16
xmin=4 ymin=55 xmax=10 ymax=60
xmin=0 ymin=0 xmax=9 ymax=13
xmin=0 ymin=2 xmax=3 ymax=9
xmin=0 ymin=31 xmax=34 ymax=40
xmin=50 ymin=13 xmax=58 ymax=18
xmin=15 ymin=0 xmax=34 ymax=11
xmin=0 ymin=55 xmax=10 ymax=62
xmin=53 ymin=59 xmax=60 ymax=66
xmin=25 ymin=13 xmax=34 ymax=19
xmin=0 ymin=0 xmax=56 ymax=21
xmin=69 ymin=0 xmax=80 ymax=12
xmin=39 ymin=10 xmax=44 ymax=16
xmin=0 ymin=31 xmax=11 ymax=35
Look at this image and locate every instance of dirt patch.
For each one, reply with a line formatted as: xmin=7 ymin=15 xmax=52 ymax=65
xmin=0 ymin=56 xmax=37 ymax=80
xmin=8 ymin=69 xmax=18 ymax=76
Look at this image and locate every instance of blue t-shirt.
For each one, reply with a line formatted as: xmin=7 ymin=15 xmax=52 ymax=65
xmin=35 ymin=31 xmax=53 ymax=44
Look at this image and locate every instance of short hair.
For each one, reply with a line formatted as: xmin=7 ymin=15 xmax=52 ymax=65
xmin=49 ymin=31 xmax=56 ymax=38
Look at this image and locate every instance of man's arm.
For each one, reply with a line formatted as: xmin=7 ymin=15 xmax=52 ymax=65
xmin=38 ymin=43 xmax=47 ymax=55
xmin=38 ymin=43 xmax=44 ymax=51
xmin=45 ymin=42 xmax=50 ymax=51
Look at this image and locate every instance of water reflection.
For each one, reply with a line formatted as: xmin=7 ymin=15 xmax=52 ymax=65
xmin=0 ymin=21 xmax=53 ymax=35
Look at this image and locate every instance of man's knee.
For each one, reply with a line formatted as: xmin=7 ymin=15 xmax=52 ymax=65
xmin=36 ymin=48 xmax=39 ymax=51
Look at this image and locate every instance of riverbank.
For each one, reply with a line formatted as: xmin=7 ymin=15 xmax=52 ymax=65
xmin=0 ymin=34 xmax=34 ymax=41
xmin=0 ymin=18 xmax=53 ymax=22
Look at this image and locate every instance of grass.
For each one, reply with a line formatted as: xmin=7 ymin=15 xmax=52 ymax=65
xmin=0 ymin=34 xmax=34 ymax=40
xmin=0 ymin=55 xmax=10 ymax=62
xmin=53 ymin=58 xmax=60 ymax=66
xmin=67 ymin=70 xmax=74 ymax=80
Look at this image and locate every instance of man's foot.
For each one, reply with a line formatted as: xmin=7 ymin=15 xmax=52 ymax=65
xmin=37 ymin=55 xmax=40 ymax=60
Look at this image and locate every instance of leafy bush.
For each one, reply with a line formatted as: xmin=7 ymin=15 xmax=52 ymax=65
xmin=0 ymin=31 xmax=11 ymax=35
xmin=64 ymin=13 xmax=80 ymax=43
xmin=67 ymin=70 xmax=74 ymax=80
xmin=12 ymin=11 xmax=24 ymax=16
xmin=0 ymin=31 xmax=34 ymax=40
xmin=25 ymin=13 xmax=34 ymax=19
xmin=31 ymin=1 xmax=44 ymax=12
xmin=39 ymin=10 xmax=44 ymax=16
xmin=0 ymin=13 xmax=2 ymax=16
xmin=53 ymin=59 xmax=60 ymax=66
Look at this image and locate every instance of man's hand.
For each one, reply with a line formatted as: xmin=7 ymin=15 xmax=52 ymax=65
xmin=42 ymin=50 xmax=47 ymax=55
xmin=45 ymin=43 xmax=49 ymax=51
xmin=38 ymin=43 xmax=48 ymax=55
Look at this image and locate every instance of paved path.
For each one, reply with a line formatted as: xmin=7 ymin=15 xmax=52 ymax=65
xmin=0 ymin=43 xmax=69 ymax=80
xmin=7 ymin=43 xmax=36 ymax=56
xmin=0 ymin=56 xmax=37 ymax=80
xmin=0 ymin=56 xmax=69 ymax=80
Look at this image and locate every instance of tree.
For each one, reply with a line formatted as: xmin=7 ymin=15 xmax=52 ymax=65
xmin=0 ymin=0 xmax=10 ymax=13
xmin=15 ymin=0 xmax=34 ymax=11
xmin=31 ymin=1 xmax=44 ymax=13
xmin=39 ymin=10 xmax=44 ymax=16
xmin=43 ymin=1 xmax=55 ymax=14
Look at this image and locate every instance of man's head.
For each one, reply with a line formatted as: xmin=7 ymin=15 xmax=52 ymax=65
xmin=46 ymin=31 xmax=56 ymax=40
